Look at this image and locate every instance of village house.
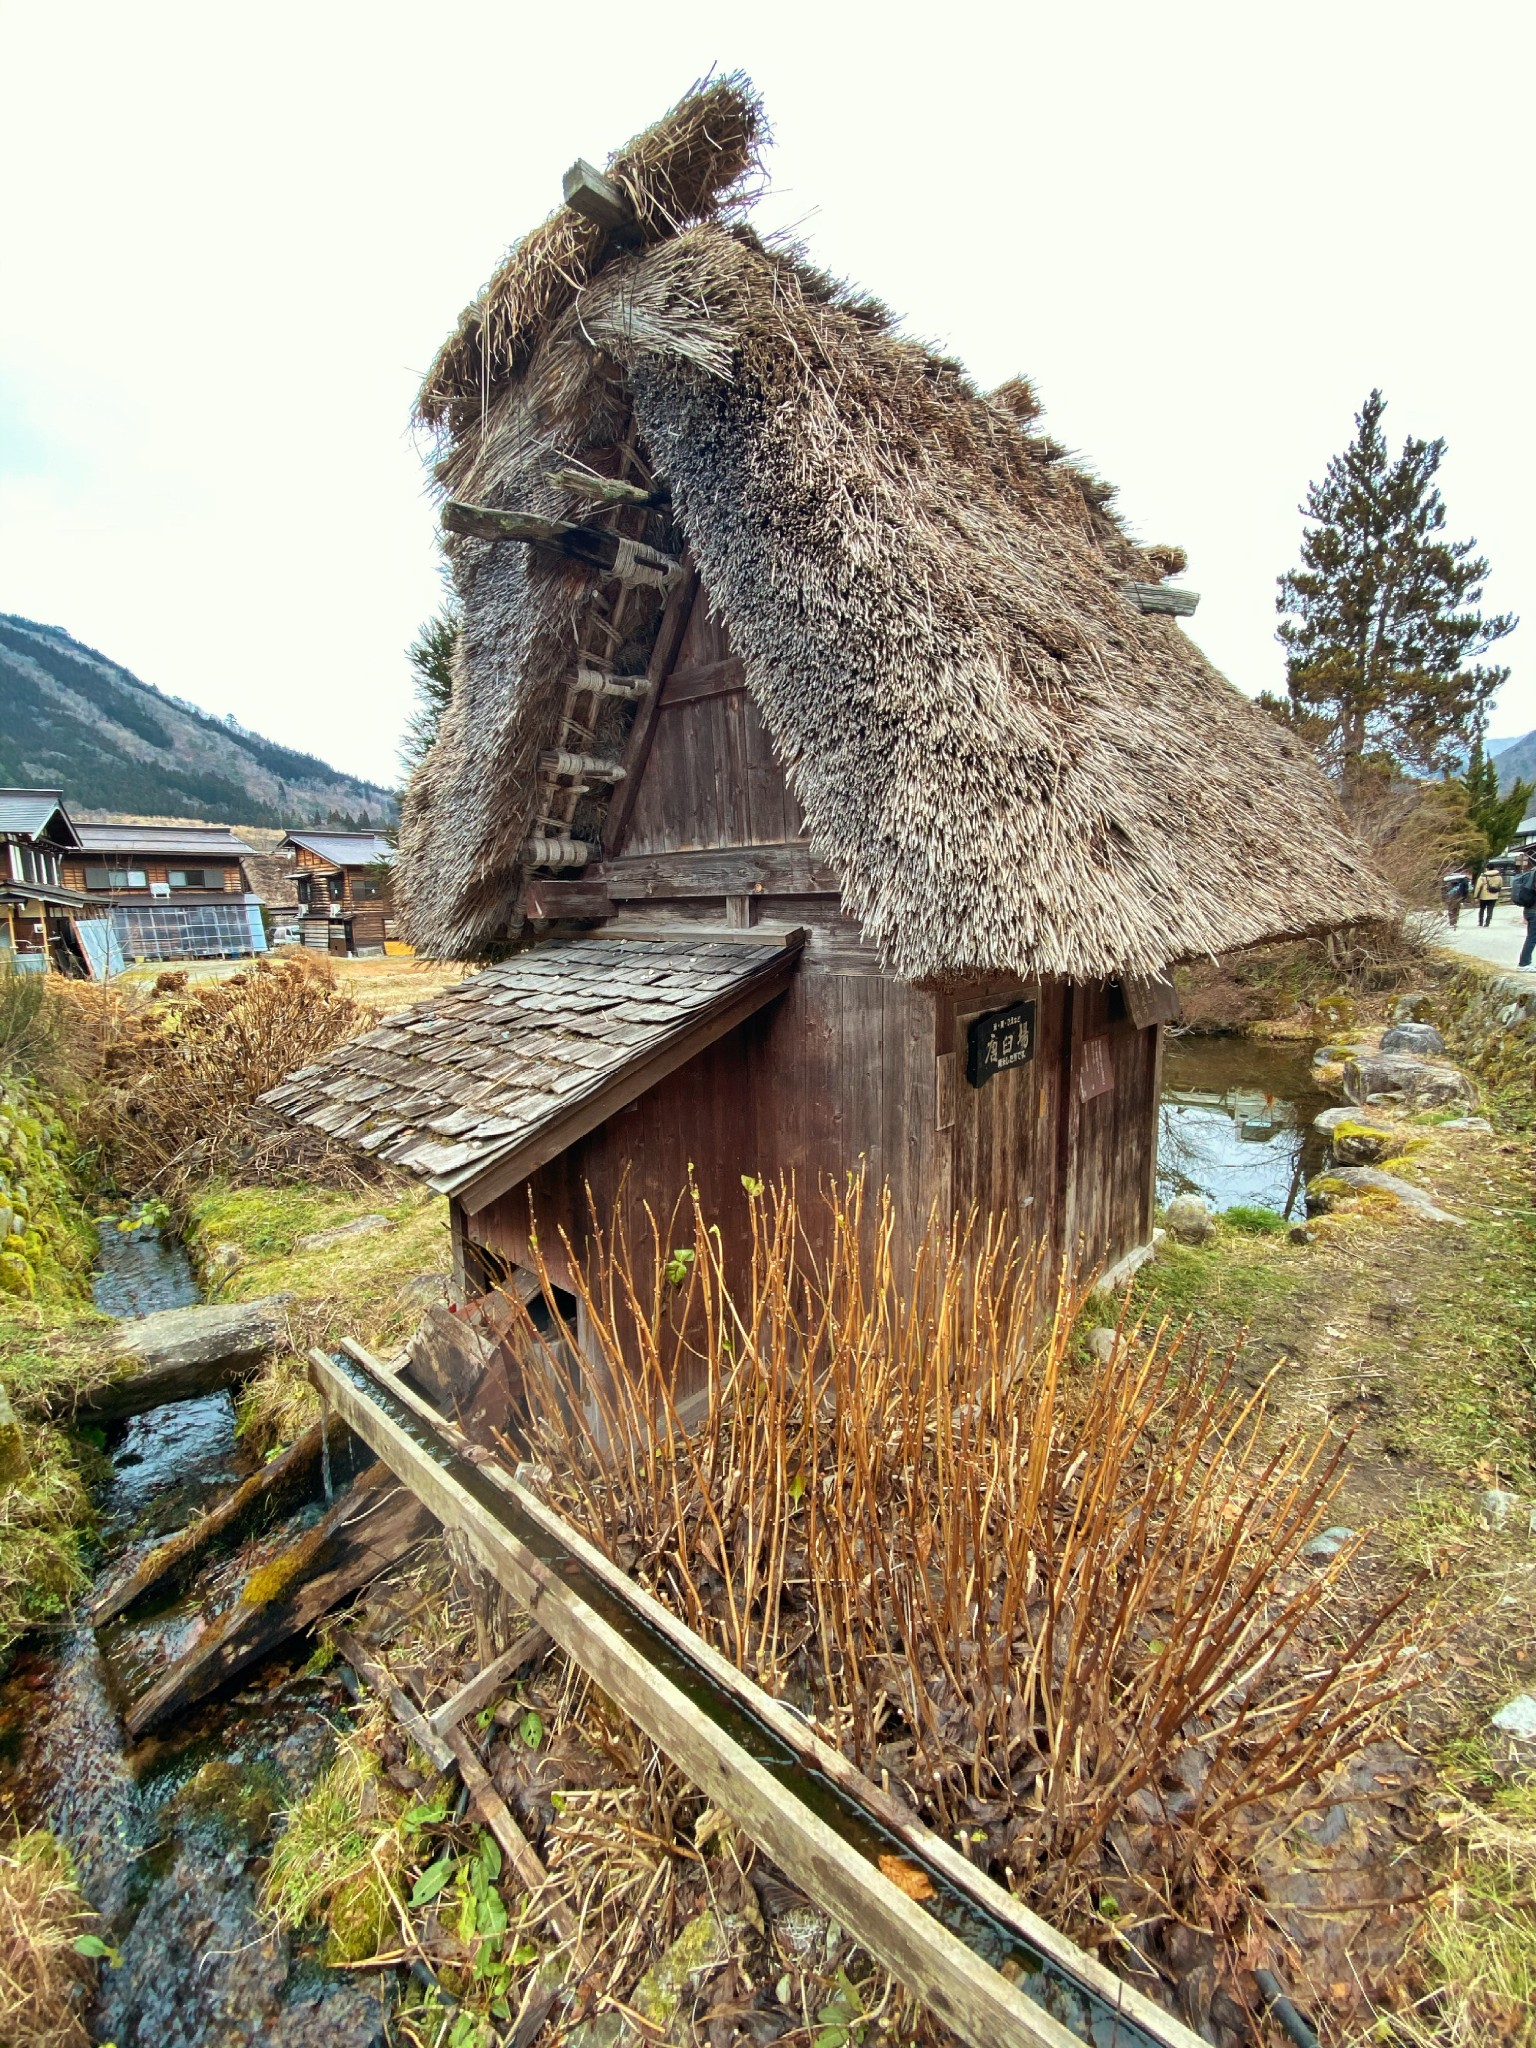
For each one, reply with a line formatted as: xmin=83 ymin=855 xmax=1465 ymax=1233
xmin=65 ymin=821 xmax=268 ymax=963
xmin=0 ymin=789 xmax=105 ymax=974
xmin=265 ymin=80 xmax=1388 ymax=1396
xmin=278 ymin=829 xmax=395 ymax=956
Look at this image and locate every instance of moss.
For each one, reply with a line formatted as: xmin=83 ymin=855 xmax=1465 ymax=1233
xmin=239 ymin=1524 xmax=328 ymax=1607
xmin=172 ymin=1757 xmax=283 ymax=1850
xmin=261 ymin=1732 xmax=408 ymax=1960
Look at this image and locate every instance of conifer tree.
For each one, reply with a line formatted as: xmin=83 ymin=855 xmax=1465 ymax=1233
xmin=400 ymin=603 xmax=460 ymax=775
xmin=1461 ymin=736 xmax=1533 ymax=864
xmin=1276 ymin=391 xmax=1515 ymax=787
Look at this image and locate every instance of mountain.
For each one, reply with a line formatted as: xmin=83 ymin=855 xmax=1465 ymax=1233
xmin=1491 ymin=730 xmax=1536 ymax=800
xmin=0 ymin=614 xmax=397 ymax=826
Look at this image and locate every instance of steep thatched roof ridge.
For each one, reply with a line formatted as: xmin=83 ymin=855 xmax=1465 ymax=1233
xmin=399 ymin=84 xmax=1395 ymax=977
xmin=416 ymin=73 xmax=766 ymax=437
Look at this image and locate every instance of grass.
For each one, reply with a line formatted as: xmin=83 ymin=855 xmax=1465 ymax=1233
xmin=262 ymin=1719 xmax=410 ymax=1962
xmin=0 ymin=1829 xmax=103 ymax=2046
xmin=185 ymin=1176 xmax=450 ymax=1453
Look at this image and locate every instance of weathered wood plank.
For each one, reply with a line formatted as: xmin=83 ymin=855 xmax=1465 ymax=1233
xmin=659 ymin=657 xmax=745 ymax=706
xmin=313 ymin=1347 xmax=1203 ymax=2048
xmin=441 ymin=500 xmax=679 ymax=583
xmin=125 ymin=1464 xmax=436 ymax=1736
xmin=603 ymin=571 xmax=699 ymax=856
xmin=427 ymin=1626 xmax=551 ymax=1737
xmin=523 ymin=878 xmax=615 ymax=921
xmin=91 ymin=1413 xmax=350 ymax=1626
xmin=597 ymin=845 xmax=838 ymax=899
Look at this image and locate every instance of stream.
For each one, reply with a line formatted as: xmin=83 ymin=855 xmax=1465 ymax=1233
xmin=1158 ymin=1034 xmax=1332 ymax=1216
xmin=0 ymin=1221 xmax=388 ymax=2048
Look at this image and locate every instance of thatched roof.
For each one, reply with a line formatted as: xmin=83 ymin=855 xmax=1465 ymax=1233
xmin=400 ymin=74 xmax=1392 ymax=981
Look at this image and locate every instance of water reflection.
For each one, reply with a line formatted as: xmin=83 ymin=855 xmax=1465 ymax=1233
xmin=1159 ymin=1036 xmax=1332 ymax=1215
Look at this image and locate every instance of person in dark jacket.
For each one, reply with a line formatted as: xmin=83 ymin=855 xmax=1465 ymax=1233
xmin=1512 ymin=853 xmax=1536 ymax=968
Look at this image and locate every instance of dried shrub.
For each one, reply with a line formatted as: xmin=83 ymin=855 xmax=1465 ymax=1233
xmin=507 ymin=1178 xmax=1419 ymax=2003
xmin=71 ymin=956 xmax=380 ymax=1198
xmin=0 ymin=1829 xmax=100 ymax=2046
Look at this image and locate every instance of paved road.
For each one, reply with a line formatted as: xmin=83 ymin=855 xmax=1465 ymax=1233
xmin=1411 ymin=902 xmax=1536 ymax=980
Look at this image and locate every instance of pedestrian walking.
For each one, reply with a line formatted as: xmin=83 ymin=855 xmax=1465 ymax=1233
xmin=1441 ymin=866 xmax=1472 ymax=929
xmin=1511 ymin=853 xmax=1536 ymax=969
xmin=1473 ymin=864 xmax=1504 ymax=928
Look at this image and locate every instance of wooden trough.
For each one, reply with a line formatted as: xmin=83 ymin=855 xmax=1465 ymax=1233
xmin=309 ymin=1341 xmax=1205 ymax=2048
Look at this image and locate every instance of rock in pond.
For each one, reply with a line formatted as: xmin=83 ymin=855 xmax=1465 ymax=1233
xmin=72 ymin=1294 xmax=295 ymax=1423
xmin=1342 ymin=1053 xmax=1476 ymax=1111
xmin=1312 ymin=1105 xmax=1403 ymax=1162
xmin=1380 ymin=1021 xmax=1447 ymax=1057
xmin=1307 ymin=1166 xmax=1464 ymax=1226
xmin=1163 ymin=1194 xmax=1215 ymax=1244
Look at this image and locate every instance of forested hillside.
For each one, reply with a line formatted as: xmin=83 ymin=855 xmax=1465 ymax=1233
xmin=1492 ymin=727 xmax=1536 ymax=798
xmin=0 ymin=614 xmax=396 ymax=825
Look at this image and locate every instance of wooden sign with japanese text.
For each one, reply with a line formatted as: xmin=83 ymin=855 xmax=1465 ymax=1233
xmin=966 ymin=1000 xmax=1036 ymax=1087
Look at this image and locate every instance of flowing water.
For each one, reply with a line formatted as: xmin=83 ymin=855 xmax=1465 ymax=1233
xmin=1158 ymin=1034 xmax=1333 ymax=1216
xmin=0 ymin=1221 xmax=388 ymax=2047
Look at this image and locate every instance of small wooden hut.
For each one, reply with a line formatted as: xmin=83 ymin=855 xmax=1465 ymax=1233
xmin=267 ymin=78 xmax=1387 ymax=1372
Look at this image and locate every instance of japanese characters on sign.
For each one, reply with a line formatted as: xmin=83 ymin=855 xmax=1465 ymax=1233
xmin=966 ymin=999 xmax=1036 ymax=1087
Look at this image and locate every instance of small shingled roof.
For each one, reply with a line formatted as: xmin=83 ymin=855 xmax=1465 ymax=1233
xmin=259 ymin=932 xmax=801 ymax=1198
xmin=74 ymin=822 xmax=254 ymax=859
xmin=282 ymin=831 xmax=395 ymax=868
xmin=0 ymin=789 xmax=78 ymax=845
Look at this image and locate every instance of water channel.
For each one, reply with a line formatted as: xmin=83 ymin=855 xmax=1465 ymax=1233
xmin=0 ymin=1221 xmax=387 ymax=2048
xmin=1158 ymin=1034 xmax=1332 ymax=1217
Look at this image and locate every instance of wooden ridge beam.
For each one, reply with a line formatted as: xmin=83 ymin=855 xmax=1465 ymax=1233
xmin=310 ymin=1345 xmax=1204 ymax=2048
xmin=561 ymin=158 xmax=635 ymax=233
xmin=441 ymin=501 xmax=679 ymax=585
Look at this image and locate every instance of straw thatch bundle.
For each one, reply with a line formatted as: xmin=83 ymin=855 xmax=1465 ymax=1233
xmin=400 ymin=76 xmax=1393 ymax=977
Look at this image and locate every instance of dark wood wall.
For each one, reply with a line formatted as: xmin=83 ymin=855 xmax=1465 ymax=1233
xmin=463 ymin=584 xmax=1162 ymax=1358
xmin=618 ymin=589 xmax=808 ymax=858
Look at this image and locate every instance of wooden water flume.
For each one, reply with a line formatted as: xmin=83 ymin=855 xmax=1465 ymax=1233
xmin=309 ymin=1340 xmax=1204 ymax=2048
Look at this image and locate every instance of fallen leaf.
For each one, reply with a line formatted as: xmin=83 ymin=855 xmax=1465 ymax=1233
xmin=878 ymin=1853 xmax=935 ymax=1901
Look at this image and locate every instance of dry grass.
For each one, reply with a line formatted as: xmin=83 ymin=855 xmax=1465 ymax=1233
xmin=0 ymin=1829 xmax=101 ymax=2046
xmin=501 ymin=1177 xmax=1422 ymax=2005
xmin=69 ymin=955 xmax=381 ymax=1199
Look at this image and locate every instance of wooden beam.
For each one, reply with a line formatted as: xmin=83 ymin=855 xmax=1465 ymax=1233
xmin=332 ymin=1625 xmax=456 ymax=1773
xmin=91 ymin=1412 xmax=350 ymax=1626
xmin=427 ymin=1626 xmax=551 ymax=1737
xmin=312 ymin=1347 xmax=1203 ymax=2048
xmin=561 ymin=158 xmax=634 ymax=232
xmin=522 ymin=836 xmax=595 ymax=869
xmin=125 ymin=1463 xmax=436 ymax=1736
xmin=660 ymin=657 xmax=746 ymax=707
xmin=601 ymin=569 xmax=699 ymax=856
xmin=442 ymin=501 xmax=680 ymax=584
xmin=597 ymin=844 xmax=840 ymax=900
xmin=522 ymin=878 xmax=615 ymax=921
xmin=1124 ymin=582 xmax=1199 ymax=617
xmin=450 ymin=940 xmax=803 ymax=1211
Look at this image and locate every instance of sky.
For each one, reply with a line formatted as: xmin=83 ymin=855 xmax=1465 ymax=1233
xmin=2 ymin=1 xmax=1532 ymax=789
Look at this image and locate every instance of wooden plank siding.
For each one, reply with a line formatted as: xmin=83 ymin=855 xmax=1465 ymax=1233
xmin=620 ymin=586 xmax=808 ymax=858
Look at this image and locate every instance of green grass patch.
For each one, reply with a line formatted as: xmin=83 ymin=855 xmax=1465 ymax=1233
xmin=1220 ymin=1205 xmax=1290 ymax=1236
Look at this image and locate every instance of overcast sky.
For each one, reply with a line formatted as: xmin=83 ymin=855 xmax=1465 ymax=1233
xmin=3 ymin=1 xmax=1531 ymax=789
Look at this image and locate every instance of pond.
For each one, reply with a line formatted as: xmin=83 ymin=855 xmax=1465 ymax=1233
xmin=1158 ymin=1034 xmax=1332 ymax=1216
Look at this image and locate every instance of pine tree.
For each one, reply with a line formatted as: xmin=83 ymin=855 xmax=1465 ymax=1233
xmin=400 ymin=602 xmax=461 ymax=776
xmin=1276 ymin=391 xmax=1515 ymax=786
xmin=1461 ymin=737 xmax=1533 ymax=865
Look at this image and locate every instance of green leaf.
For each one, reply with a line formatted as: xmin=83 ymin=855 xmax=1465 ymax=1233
xmin=477 ymin=1889 xmax=509 ymax=1938
xmin=73 ymin=1933 xmax=120 ymax=1964
xmin=475 ymin=1703 xmax=496 ymax=1729
xmin=478 ymin=1830 xmax=503 ymax=1882
xmin=457 ymin=1883 xmax=479 ymax=1944
xmin=519 ymin=1709 xmax=544 ymax=1751
xmin=788 ymin=1472 xmax=806 ymax=1504
xmin=510 ymin=1941 xmax=539 ymax=1967
xmin=664 ymin=1246 xmax=695 ymax=1286
xmin=409 ymin=1854 xmax=455 ymax=1907
xmin=403 ymin=1800 xmax=448 ymax=1831
xmin=740 ymin=1174 xmax=764 ymax=1197
xmin=813 ymin=2029 xmax=849 ymax=2048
